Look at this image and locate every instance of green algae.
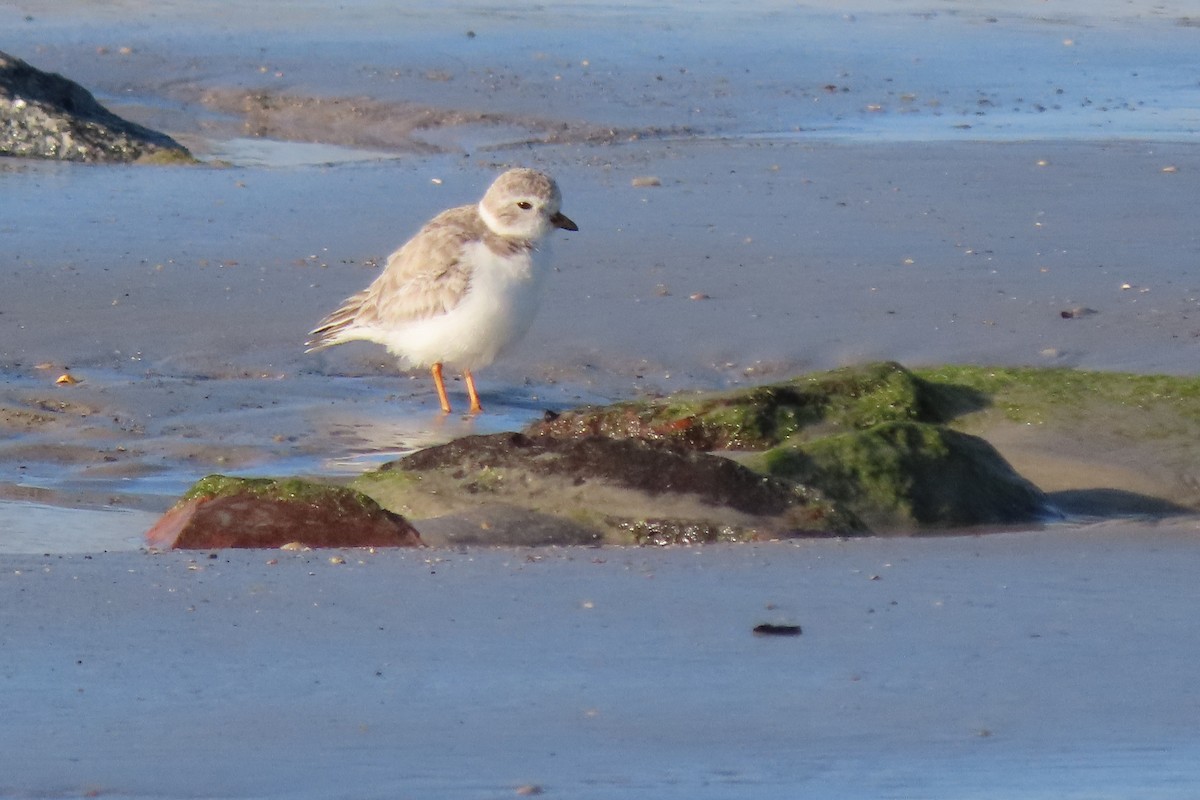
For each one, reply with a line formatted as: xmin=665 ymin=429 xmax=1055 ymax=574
xmin=913 ymin=365 xmax=1200 ymax=429
xmin=182 ymin=474 xmax=376 ymax=510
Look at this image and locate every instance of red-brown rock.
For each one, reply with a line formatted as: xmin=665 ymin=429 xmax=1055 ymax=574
xmin=146 ymin=476 xmax=423 ymax=550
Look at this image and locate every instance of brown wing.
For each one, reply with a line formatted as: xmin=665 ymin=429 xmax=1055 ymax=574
xmin=306 ymin=205 xmax=482 ymax=350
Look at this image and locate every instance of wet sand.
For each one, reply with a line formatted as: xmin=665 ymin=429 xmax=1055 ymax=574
xmin=5 ymin=523 xmax=1200 ymax=799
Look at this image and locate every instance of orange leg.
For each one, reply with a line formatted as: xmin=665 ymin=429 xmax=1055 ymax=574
xmin=431 ymin=363 xmax=452 ymax=414
xmin=464 ymin=369 xmax=483 ymax=414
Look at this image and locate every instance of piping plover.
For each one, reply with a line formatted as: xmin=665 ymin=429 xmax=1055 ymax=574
xmin=306 ymin=168 xmax=577 ymax=414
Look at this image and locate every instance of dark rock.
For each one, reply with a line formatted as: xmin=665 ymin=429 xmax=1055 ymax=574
xmin=146 ymin=475 xmax=422 ymax=550
xmin=357 ymin=432 xmax=863 ymax=544
xmin=0 ymin=50 xmax=193 ymax=163
xmin=397 ymin=432 xmax=800 ymax=515
xmin=758 ymin=421 xmax=1051 ymax=531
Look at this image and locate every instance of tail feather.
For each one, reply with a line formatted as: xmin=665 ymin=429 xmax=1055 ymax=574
xmin=305 ymin=290 xmax=369 ymax=352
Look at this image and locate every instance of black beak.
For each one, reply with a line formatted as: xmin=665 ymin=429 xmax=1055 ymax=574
xmin=552 ymin=211 xmax=578 ymax=232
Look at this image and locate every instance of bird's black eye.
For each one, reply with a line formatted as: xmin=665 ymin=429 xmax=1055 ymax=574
xmin=517 ymin=201 xmax=533 ymax=210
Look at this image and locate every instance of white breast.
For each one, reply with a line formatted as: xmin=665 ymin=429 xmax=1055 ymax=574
xmin=380 ymin=241 xmax=550 ymax=371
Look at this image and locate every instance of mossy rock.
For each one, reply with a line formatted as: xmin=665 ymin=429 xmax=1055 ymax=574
xmin=529 ymin=361 xmax=987 ymax=450
xmin=148 ymin=474 xmax=421 ymax=549
xmin=753 ymin=421 xmax=1051 ymax=531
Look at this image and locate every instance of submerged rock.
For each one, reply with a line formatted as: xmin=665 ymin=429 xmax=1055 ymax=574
xmin=0 ymin=50 xmax=193 ymax=163
xmin=146 ymin=475 xmax=422 ymax=550
xmin=356 ymin=432 xmax=863 ymax=544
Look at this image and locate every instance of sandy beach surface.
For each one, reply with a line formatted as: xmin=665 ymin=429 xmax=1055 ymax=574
xmin=5 ymin=523 xmax=1200 ymax=799
xmin=3 ymin=0 xmax=1200 ymax=795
